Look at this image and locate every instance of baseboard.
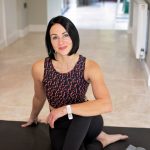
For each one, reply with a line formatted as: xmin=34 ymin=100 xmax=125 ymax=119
xmin=28 ymin=25 xmax=47 ymax=32
xmin=19 ymin=25 xmax=46 ymax=36
xmin=7 ymin=31 xmax=19 ymax=45
xmin=142 ymin=60 xmax=150 ymax=86
xmin=19 ymin=26 xmax=29 ymax=37
xmin=0 ymin=24 xmax=46 ymax=49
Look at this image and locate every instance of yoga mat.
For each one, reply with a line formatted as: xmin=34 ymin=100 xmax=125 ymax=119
xmin=103 ymin=126 xmax=150 ymax=149
xmin=0 ymin=120 xmax=149 ymax=150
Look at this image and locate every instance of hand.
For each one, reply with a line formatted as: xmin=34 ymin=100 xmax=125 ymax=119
xmin=48 ymin=106 xmax=67 ymax=128
xmin=21 ymin=117 xmax=38 ymax=127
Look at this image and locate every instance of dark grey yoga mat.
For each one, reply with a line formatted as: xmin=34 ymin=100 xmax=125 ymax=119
xmin=0 ymin=120 xmax=149 ymax=150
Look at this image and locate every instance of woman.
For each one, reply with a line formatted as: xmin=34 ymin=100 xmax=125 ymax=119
xmin=22 ymin=16 xmax=128 ymax=150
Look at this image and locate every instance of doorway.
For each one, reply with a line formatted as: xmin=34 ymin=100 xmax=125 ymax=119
xmin=63 ymin=0 xmax=130 ymax=30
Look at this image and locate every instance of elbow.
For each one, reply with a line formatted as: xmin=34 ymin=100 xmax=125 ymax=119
xmin=108 ymin=101 xmax=113 ymax=112
xmin=106 ymin=96 xmax=113 ymax=113
xmin=108 ymin=104 xmax=113 ymax=112
xmin=33 ymin=94 xmax=46 ymax=103
xmin=105 ymin=101 xmax=113 ymax=113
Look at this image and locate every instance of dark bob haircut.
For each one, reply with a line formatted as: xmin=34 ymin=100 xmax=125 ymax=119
xmin=45 ymin=16 xmax=80 ymax=60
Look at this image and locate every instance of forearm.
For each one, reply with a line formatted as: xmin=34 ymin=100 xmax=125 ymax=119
xmin=30 ymin=95 xmax=46 ymax=120
xmin=71 ymin=99 xmax=112 ymax=117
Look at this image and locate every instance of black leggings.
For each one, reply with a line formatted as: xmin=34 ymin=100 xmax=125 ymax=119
xmin=49 ymin=115 xmax=104 ymax=150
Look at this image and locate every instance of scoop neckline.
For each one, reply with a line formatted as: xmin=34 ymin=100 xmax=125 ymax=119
xmin=50 ymin=55 xmax=81 ymax=75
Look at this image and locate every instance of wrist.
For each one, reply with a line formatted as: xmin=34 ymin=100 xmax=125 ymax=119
xmin=30 ymin=114 xmax=37 ymax=121
xmin=66 ymin=105 xmax=73 ymax=120
xmin=62 ymin=106 xmax=67 ymax=116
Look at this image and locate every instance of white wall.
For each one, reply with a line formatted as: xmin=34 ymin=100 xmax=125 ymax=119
xmin=0 ymin=0 xmax=5 ymax=48
xmin=17 ymin=0 xmax=28 ymax=37
xmin=47 ymin=0 xmax=62 ymax=22
xmin=5 ymin=0 xmax=18 ymax=45
xmin=145 ymin=10 xmax=150 ymax=86
xmin=128 ymin=0 xmax=133 ymax=32
xmin=0 ymin=0 xmax=49 ymax=50
xmin=27 ymin=0 xmax=47 ymax=31
xmin=4 ymin=0 xmax=18 ymax=45
xmin=0 ymin=0 xmax=18 ymax=49
xmin=146 ymin=11 xmax=150 ymax=62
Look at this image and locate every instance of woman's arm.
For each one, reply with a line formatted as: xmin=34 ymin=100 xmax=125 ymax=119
xmin=48 ymin=59 xmax=112 ymax=128
xmin=71 ymin=59 xmax=112 ymax=116
xmin=22 ymin=60 xmax=46 ymax=127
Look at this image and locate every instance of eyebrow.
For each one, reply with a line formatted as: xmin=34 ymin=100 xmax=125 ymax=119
xmin=50 ymin=32 xmax=68 ymax=36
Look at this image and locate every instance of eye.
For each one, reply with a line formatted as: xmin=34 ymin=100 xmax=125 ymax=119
xmin=63 ymin=33 xmax=69 ymax=38
xmin=51 ymin=36 xmax=58 ymax=40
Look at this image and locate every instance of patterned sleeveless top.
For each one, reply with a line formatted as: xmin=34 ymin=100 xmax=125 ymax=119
xmin=42 ymin=55 xmax=89 ymax=108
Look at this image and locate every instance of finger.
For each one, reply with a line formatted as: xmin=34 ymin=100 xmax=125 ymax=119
xmin=21 ymin=122 xmax=32 ymax=127
xmin=49 ymin=116 xmax=55 ymax=128
xmin=52 ymin=115 xmax=57 ymax=128
xmin=37 ymin=118 xmax=42 ymax=122
xmin=50 ymin=122 xmax=54 ymax=128
xmin=49 ymin=117 xmax=53 ymax=128
xmin=22 ymin=122 xmax=38 ymax=127
xmin=21 ymin=120 xmax=38 ymax=128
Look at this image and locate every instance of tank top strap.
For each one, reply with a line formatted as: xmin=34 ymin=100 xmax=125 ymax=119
xmin=43 ymin=57 xmax=53 ymax=81
xmin=80 ymin=55 xmax=86 ymax=70
xmin=44 ymin=57 xmax=51 ymax=69
xmin=74 ymin=55 xmax=86 ymax=73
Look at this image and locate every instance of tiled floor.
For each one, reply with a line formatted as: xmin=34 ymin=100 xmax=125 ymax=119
xmin=0 ymin=2 xmax=150 ymax=128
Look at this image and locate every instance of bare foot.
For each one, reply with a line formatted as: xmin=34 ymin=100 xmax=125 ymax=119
xmin=96 ymin=131 xmax=128 ymax=147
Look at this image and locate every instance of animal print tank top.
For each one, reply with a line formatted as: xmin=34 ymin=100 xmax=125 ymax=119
xmin=42 ymin=55 xmax=89 ymax=108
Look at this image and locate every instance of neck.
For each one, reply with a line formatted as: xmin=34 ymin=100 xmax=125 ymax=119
xmin=55 ymin=54 xmax=75 ymax=64
xmin=52 ymin=54 xmax=79 ymax=73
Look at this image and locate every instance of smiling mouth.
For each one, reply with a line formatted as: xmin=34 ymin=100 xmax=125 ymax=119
xmin=59 ymin=46 xmax=67 ymax=51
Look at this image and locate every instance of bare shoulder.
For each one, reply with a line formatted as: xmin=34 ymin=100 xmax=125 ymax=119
xmin=85 ymin=58 xmax=104 ymax=82
xmin=32 ymin=59 xmax=45 ymax=81
xmin=86 ymin=59 xmax=100 ymax=69
xmin=32 ymin=59 xmax=44 ymax=70
xmin=85 ymin=59 xmax=102 ymax=74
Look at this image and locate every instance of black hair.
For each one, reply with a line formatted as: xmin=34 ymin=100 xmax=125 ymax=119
xmin=45 ymin=16 xmax=80 ymax=60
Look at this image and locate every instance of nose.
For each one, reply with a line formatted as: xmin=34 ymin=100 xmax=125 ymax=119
xmin=58 ymin=37 xmax=64 ymax=45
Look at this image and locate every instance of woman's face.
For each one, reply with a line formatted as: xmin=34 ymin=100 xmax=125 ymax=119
xmin=50 ymin=23 xmax=73 ymax=56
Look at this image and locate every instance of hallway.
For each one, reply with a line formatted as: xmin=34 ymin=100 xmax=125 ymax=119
xmin=0 ymin=1 xmax=150 ymax=128
xmin=64 ymin=1 xmax=129 ymax=30
xmin=0 ymin=29 xmax=150 ymax=128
